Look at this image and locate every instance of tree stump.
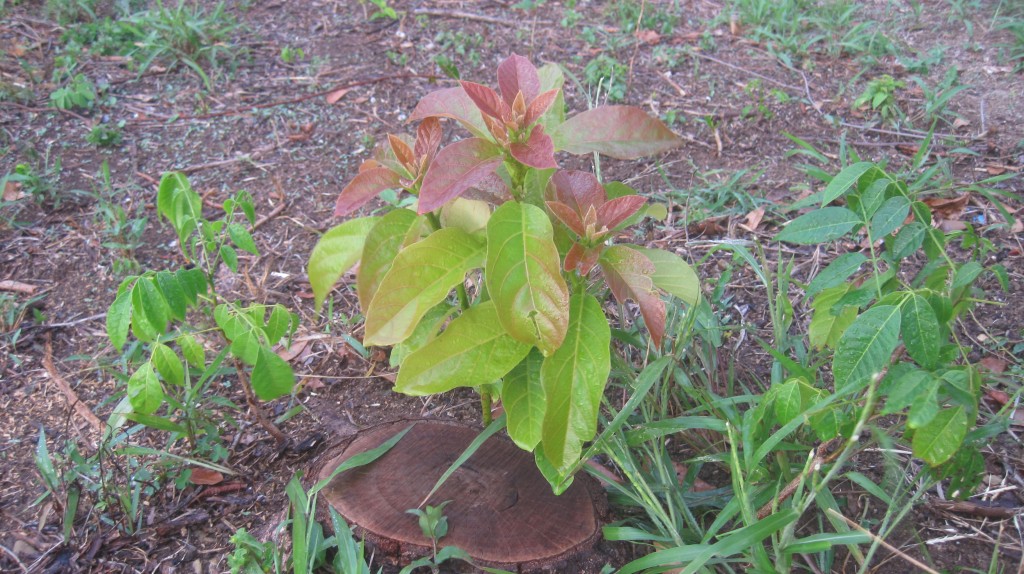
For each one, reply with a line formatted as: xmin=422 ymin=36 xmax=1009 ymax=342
xmin=314 ymin=419 xmax=607 ymax=572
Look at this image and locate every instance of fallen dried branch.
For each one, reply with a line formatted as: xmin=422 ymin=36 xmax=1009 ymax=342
xmin=253 ymin=202 xmax=287 ymax=231
xmin=42 ymin=336 xmax=104 ymax=435
xmin=826 ymin=508 xmax=941 ymax=574
xmin=0 ymin=280 xmax=38 ymax=295
xmin=932 ymin=499 xmax=1021 ymax=520
xmin=412 ymin=8 xmax=549 ymax=26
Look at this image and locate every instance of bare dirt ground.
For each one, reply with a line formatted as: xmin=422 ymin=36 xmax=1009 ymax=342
xmin=1 ymin=0 xmax=1023 ymax=572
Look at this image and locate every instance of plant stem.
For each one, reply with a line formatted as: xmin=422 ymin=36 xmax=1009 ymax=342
xmin=234 ymin=359 xmax=288 ymax=444
xmin=480 ymin=387 xmax=492 ymax=426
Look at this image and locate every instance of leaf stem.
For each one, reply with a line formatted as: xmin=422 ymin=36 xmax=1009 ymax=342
xmin=480 ymin=387 xmax=492 ymax=426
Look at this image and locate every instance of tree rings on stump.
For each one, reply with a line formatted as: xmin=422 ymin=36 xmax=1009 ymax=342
xmin=313 ymin=419 xmax=607 ymax=572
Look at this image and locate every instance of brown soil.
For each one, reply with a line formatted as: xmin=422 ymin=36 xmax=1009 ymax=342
xmin=1 ymin=0 xmax=1022 ymax=573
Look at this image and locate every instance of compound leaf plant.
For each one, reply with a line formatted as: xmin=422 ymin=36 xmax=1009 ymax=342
xmin=309 ymin=54 xmax=699 ymax=488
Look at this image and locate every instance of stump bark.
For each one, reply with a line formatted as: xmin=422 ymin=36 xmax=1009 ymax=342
xmin=314 ymin=419 xmax=607 ymax=572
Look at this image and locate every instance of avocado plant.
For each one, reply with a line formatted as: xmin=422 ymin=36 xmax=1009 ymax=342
xmin=308 ymin=54 xmax=700 ymax=486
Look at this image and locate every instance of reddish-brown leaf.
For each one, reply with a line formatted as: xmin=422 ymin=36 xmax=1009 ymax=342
xmin=551 ymin=105 xmax=683 ymax=159
xmin=509 ymin=124 xmax=557 ymax=169
xmin=463 ymin=171 xmax=513 ymax=205
xmin=325 ymin=87 xmax=350 ymax=105
xmin=635 ymin=29 xmax=661 ymax=45
xmin=547 ymin=201 xmax=585 ymax=236
xmin=388 ymin=134 xmax=416 ymax=171
xmin=461 ymin=81 xmax=510 ymax=122
xmin=922 ymin=195 xmax=969 ymax=220
xmin=497 ymin=53 xmax=540 ymax=107
xmin=564 ymin=243 xmax=603 ymax=275
xmin=597 ymin=195 xmax=646 ymax=231
xmin=418 ymin=138 xmax=503 ymax=214
xmin=738 ymin=207 xmax=766 ymax=232
xmin=357 ymin=159 xmax=381 ymax=173
xmin=979 ymin=356 xmax=1008 ymax=373
xmin=410 ymin=87 xmax=490 ymax=139
xmin=547 ymin=170 xmax=605 ymax=216
xmin=414 ymin=117 xmax=442 ymax=163
xmin=599 ymin=245 xmax=666 ymax=347
xmin=334 ymin=167 xmax=402 ymax=217
xmin=189 ymin=468 xmax=224 ymax=485
xmin=524 ymin=89 xmax=560 ymax=127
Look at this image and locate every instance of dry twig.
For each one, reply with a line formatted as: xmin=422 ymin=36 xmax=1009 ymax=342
xmin=826 ymin=508 xmax=941 ymax=574
xmin=42 ymin=336 xmax=104 ymax=435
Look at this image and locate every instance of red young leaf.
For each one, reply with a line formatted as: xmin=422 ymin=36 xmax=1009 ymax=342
xmin=551 ymin=106 xmax=683 ymax=159
xmin=415 ymin=117 xmax=442 ymax=163
xmin=524 ymin=89 xmax=560 ymax=127
xmin=564 ymin=243 xmax=603 ymax=275
xmin=335 ymin=167 xmax=401 ymax=217
xmin=599 ymin=245 xmax=666 ymax=347
xmin=418 ymin=138 xmax=503 ymax=214
xmin=388 ymin=134 xmax=416 ymax=171
xmin=461 ymin=81 xmax=511 ymax=122
xmin=597 ymin=195 xmax=646 ymax=231
xmin=510 ymin=124 xmax=557 ymax=169
xmin=410 ymin=87 xmax=490 ymax=139
xmin=357 ymin=158 xmax=381 ymax=173
xmin=547 ymin=170 xmax=605 ymax=216
xmin=497 ymin=53 xmax=540 ymax=107
xmin=463 ymin=171 xmax=513 ymax=205
xmin=546 ymin=201 xmax=585 ymax=236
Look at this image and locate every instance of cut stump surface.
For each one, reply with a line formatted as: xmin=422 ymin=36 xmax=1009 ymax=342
xmin=315 ymin=419 xmax=606 ymax=569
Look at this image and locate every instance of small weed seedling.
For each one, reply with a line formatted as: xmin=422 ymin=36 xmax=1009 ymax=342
xmin=853 ymin=74 xmax=904 ymax=124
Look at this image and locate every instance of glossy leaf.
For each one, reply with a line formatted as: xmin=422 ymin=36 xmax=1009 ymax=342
xmin=334 ymin=167 xmax=401 ymax=217
xmin=179 ymin=333 xmax=205 ymax=369
xmin=460 ymin=81 xmax=509 ymax=121
xmin=394 ymin=301 xmax=531 ymax=395
xmin=524 ymin=89 xmax=559 ymax=127
xmin=832 ymin=305 xmax=901 ymax=391
xmin=776 ymin=207 xmax=861 ymax=244
xmin=227 ymin=223 xmax=259 ymax=255
xmin=596 ymin=195 xmax=645 ymax=231
xmin=509 ymin=124 xmax=557 ymax=169
xmin=547 ymin=170 xmax=604 ymax=215
xmin=439 ymin=198 xmax=491 ymax=234
xmin=546 ymin=201 xmax=585 ymax=236
xmin=357 ymin=210 xmax=421 ymax=313
xmin=630 ymin=246 xmax=700 ymax=305
xmin=486 ymin=201 xmax=570 ymax=355
xmin=409 ymin=87 xmax=490 ymax=139
xmin=889 ymin=221 xmax=927 ymax=261
xmin=503 ymin=349 xmax=546 ymax=450
xmin=419 ymin=138 xmax=503 ymax=214
xmin=774 ymin=379 xmax=803 ymax=425
xmin=154 ymin=271 xmax=187 ymax=321
xmin=880 ymin=367 xmax=933 ymax=415
xmin=912 ymin=406 xmax=968 ymax=466
xmin=308 ymin=217 xmax=380 ymax=310
xmin=497 ymin=53 xmax=540 ymax=106
xmin=365 ymin=228 xmax=485 ymax=347
xmin=599 ymin=246 xmax=666 ymax=347
xmin=901 ymin=293 xmax=940 ymax=369
xmin=414 ymin=117 xmax=442 ymax=163
xmin=550 ymin=106 xmax=682 ymax=159
xmin=251 ymin=346 xmax=295 ymax=400
xmin=389 ymin=303 xmax=455 ymax=368
xmin=135 ymin=276 xmax=171 ymax=334
xmin=128 ymin=362 xmax=162 ymax=415
xmin=541 ymin=294 xmax=611 ymax=471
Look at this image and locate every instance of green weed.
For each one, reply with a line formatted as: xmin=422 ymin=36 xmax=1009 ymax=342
xmin=584 ymin=54 xmax=629 ymax=102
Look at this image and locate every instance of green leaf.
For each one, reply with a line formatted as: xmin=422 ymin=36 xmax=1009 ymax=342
xmin=870 ymin=195 xmax=910 ymax=238
xmin=912 ymin=406 xmax=968 ymax=466
xmin=908 ymin=382 xmax=939 ymax=429
xmin=175 ymin=267 xmax=207 ymax=305
xmin=394 ymin=301 xmax=531 ymax=395
xmin=550 ymin=105 xmax=682 ymax=159
xmin=631 ymin=246 xmax=700 ymax=305
xmin=440 ymin=197 xmax=491 ymax=234
xmin=775 ymin=207 xmax=861 ymax=244
xmin=881 ymin=367 xmax=934 ymax=416
xmin=485 ymin=201 xmax=569 ymax=355
xmin=124 ymin=413 xmax=187 ymax=434
xmin=157 ymin=172 xmax=202 ymax=244
xmin=774 ymin=379 xmax=803 ymax=425
xmin=952 ymin=261 xmax=983 ymax=290
xmin=129 ymin=283 xmax=159 ymax=342
xmin=541 ymin=294 xmax=611 ymax=472
xmin=389 ymin=303 xmax=455 ymax=368
xmin=809 ymin=285 xmax=858 ymax=350
xmin=151 ymin=343 xmax=184 ymax=386
xmin=227 ymin=223 xmax=259 ymax=255
xmin=365 ymin=227 xmax=485 ymax=347
xmin=822 ymin=162 xmax=877 ymax=205
xmin=220 ymin=244 xmax=238 ymax=272
xmin=251 ymin=346 xmax=295 ymax=400
xmin=128 ymin=362 xmax=163 ymax=415
xmin=810 ymin=408 xmax=843 ymax=441
xmin=418 ymin=138 xmax=503 ymax=214
xmin=901 ymin=294 xmax=940 ymax=369
xmin=263 ymin=304 xmax=295 ymax=345
xmin=154 ymin=271 xmax=187 ymax=321
xmin=783 ymin=532 xmax=871 ymax=555
xmin=832 ymin=305 xmax=901 ymax=391
xmin=358 ymin=209 xmax=422 ymax=314
xmin=308 ymin=216 xmax=380 ymax=311
xmin=889 ymin=221 xmax=926 ymax=261
xmin=179 ymin=333 xmax=205 ymax=369
xmin=806 ymin=253 xmax=867 ymax=299
xmin=503 ymin=349 xmax=546 ymax=450
xmin=107 ymin=287 xmax=133 ymax=352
